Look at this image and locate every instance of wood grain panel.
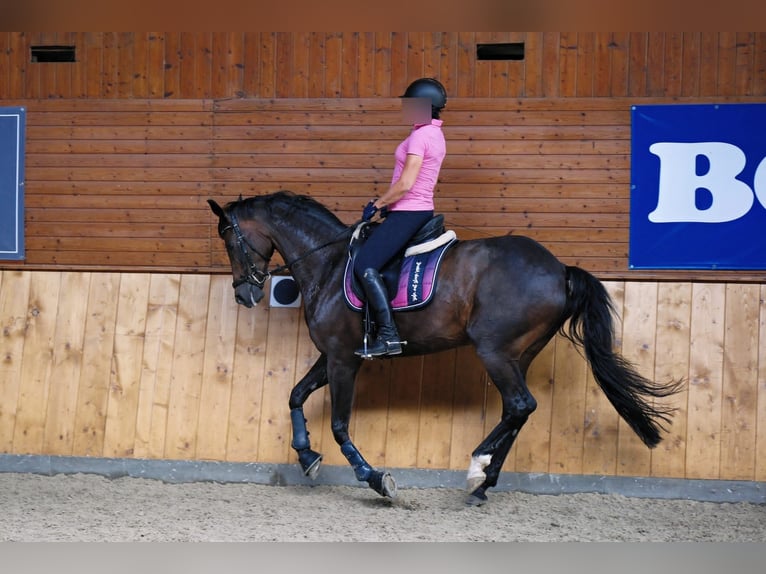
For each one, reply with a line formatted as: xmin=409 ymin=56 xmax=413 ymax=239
xmin=1 ymin=270 xmax=765 ymax=483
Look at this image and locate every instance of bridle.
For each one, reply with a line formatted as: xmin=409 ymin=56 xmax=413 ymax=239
xmin=222 ymin=209 xmax=357 ymax=290
xmin=223 ymin=211 xmax=280 ymax=290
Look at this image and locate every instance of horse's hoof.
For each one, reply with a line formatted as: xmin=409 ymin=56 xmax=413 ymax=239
xmin=298 ymin=449 xmax=323 ymax=480
xmin=466 ymin=476 xmax=485 ymax=493
xmin=369 ymin=471 xmax=397 ymax=499
xmin=465 ymin=490 xmax=488 ymax=507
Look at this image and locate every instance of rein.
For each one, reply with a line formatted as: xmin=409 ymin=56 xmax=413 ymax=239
xmin=225 ymin=211 xmax=357 ymax=289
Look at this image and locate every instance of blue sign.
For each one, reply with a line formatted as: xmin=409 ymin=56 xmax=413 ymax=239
xmin=630 ymin=104 xmax=766 ymax=269
xmin=0 ymin=107 xmax=25 ymax=260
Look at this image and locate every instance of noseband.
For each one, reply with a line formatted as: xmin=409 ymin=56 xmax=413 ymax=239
xmin=224 ymin=212 xmax=273 ymax=290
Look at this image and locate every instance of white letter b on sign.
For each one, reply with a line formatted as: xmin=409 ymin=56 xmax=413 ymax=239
xmin=648 ymin=142 xmax=754 ymax=223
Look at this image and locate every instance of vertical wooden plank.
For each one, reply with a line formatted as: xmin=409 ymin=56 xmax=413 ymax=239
xmin=664 ymin=32 xmax=683 ymax=97
xmin=195 ymin=32 xmax=214 ymax=98
xmin=83 ymin=31 xmax=103 ymax=97
xmin=617 ymin=282 xmax=657 ymax=476
xmin=69 ymin=32 xmax=87 ymax=97
xmin=226 ymin=32 xmax=245 ymax=98
xmin=382 ymin=355 xmax=423 ymax=468
xmin=455 ymin=32 xmax=474 ymax=97
xmin=473 ymin=32 xmax=492 ymax=98
xmin=195 ymin=276 xmax=238 ymax=460
xmin=325 ymin=32 xmax=342 ymax=97
xmin=681 ymin=32 xmax=701 ymax=97
xmin=133 ymin=274 xmax=180 ymax=459
xmin=292 ymin=32 xmax=310 ymax=98
xmin=7 ymin=31 xmax=26 ymax=98
xmin=719 ymin=284 xmax=759 ymax=480
xmin=754 ymin=33 xmax=766 ymax=96
xmin=225 ymin=300 xmax=269 ymax=462
xmin=423 ymin=31 xmax=441 ymax=80
xmin=210 ymin=32 xmax=228 ymax=98
xmin=628 ymin=32 xmax=647 ymax=96
xmin=71 ymin=272 xmax=121 ymax=457
xmin=756 ymin=284 xmax=766 ymax=481
xmin=274 ymin=32 xmax=292 ymax=98
xmin=645 ymin=32 xmax=665 ymax=96
xmin=540 ymin=32 xmax=560 ymax=97
xmin=146 ymin=32 xmax=165 ymax=98
xmin=699 ymin=32 xmax=719 ymax=96
xmin=437 ymin=32 xmax=457 ymax=99
xmin=717 ymin=32 xmax=737 ymax=96
xmin=609 ymin=33 xmax=630 ymax=97
xmin=575 ymin=32 xmax=594 ymax=97
xmin=558 ymin=32 xmax=577 ymax=97
xmin=582 ymin=281 xmax=624 ymax=475
xmin=242 ymin=32 xmax=261 ymax=97
xmin=0 ymin=271 xmax=32 ymax=452
xmin=373 ymin=32 xmax=391 ymax=97
xmin=132 ymin=31 xmax=149 ymax=98
xmin=523 ymin=32 xmax=543 ymax=97
xmin=178 ymin=32 xmax=196 ymax=98
xmin=102 ymin=273 xmax=151 ymax=458
xmin=163 ymin=274 xmax=211 ymax=459
xmin=356 ymin=32 xmax=375 ymax=97
xmin=507 ymin=32 xmax=526 ymax=98
xmin=489 ymin=32 xmax=511 ymax=98
xmin=307 ymin=32 xmax=325 ymax=98
xmin=548 ymin=328 xmax=588 ymax=474
xmin=593 ymin=32 xmax=612 ymax=97
xmin=163 ymin=32 xmax=181 ymax=98
xmin=13 ymin=272 xmax=61 ymax=454
xmin=513 ymin=337 xmax=555 ymax=473
xmin=448 ymin=346 xmax=487 ymax=471
xmin=388 ymin=32 xmax=407 ymax=96
xmin=103 ymin=31 xmax=120 ymax=98
xmin=0 ymin=34 xmax=9 ymax=99
xmin=115 ymin=32 xmax=133 ymax=97
xmin=686 ymin=283 xmax=725 ymax=479
xmin=416 ymin=350 xmax=456 ymax=468
xmin=340 ymin=32 xmax=358 ymax=98
xmin=256 ymin=306 xmax=300 ymax=463
xmin=650 ymin=282 xmax=691 ymax=478
xmin=259 ymin=32 xmax=277 ymax=98
xmin=735 ymin=32 xmax=755 ymax=96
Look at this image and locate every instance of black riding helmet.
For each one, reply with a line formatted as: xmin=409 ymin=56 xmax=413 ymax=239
xmin=402 ymin=78 xmax=447 ymax=118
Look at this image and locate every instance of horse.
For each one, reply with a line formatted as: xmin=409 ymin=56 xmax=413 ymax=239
xmin=208 ymin=191 xmax=681 ymax=505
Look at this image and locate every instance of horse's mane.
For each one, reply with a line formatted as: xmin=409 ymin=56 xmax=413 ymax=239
xmin=228 ymin=190 xmax=347 ymax=232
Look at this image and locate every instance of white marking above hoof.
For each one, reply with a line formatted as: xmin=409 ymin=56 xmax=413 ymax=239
xmin=466 ymin=454 xmax=491 ymax=492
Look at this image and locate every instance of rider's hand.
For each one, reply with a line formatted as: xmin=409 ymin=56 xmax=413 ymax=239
xmin=362 ymin=200 xmax=378 ymax=222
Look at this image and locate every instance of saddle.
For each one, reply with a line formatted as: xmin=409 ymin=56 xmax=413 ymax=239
xmin=343 ymin=214 xmax=457 ymax=312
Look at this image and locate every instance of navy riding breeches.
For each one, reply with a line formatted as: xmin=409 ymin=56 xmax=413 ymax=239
xmin=353 ymin=210 xmax=433 ymax=278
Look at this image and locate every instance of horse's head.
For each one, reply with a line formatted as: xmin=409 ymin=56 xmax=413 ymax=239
xmin=208 ymin=198 xmax=275 ymax=308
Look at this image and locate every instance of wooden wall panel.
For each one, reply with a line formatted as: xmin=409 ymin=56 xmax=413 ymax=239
xmin=2 ymin=269 xmax=763 ymax=483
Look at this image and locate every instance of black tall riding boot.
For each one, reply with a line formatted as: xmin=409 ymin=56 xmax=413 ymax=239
xmin=354 ymin=268 xmax=403 ymax=358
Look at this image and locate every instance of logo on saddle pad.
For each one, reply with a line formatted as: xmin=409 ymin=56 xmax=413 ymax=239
xmin=343 ymin=235 xmax=456 ymax=312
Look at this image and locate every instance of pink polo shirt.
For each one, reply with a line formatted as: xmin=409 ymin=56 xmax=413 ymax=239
xmin=388 ymin=119 xmax=446 ymax=212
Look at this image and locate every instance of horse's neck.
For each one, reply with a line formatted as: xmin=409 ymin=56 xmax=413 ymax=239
xmin=270 ymin=224 xmax=346 ymax=285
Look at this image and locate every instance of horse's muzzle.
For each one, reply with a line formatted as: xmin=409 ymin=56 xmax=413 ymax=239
xmin=234 ymin=283 xmax=265 ymax=308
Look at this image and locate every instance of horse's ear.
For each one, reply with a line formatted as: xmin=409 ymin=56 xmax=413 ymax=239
xmin=207 ymin=199 xmax=225 ymax=218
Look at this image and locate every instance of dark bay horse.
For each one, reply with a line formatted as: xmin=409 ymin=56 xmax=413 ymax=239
xmin=208 ymin=191 xmax=680 ymax=505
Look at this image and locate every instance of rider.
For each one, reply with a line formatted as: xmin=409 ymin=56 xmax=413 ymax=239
xmin=353 ymin=77 xmax=448 ymax=358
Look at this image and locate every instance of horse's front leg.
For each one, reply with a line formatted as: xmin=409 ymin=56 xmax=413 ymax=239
xmin=328 ymin=355 xmax=397 ymax=499
xmin=289 ymin=353 xmax=328 ymax=479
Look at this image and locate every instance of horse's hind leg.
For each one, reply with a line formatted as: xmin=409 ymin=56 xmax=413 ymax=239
xmin=289 ymin=353 xmax=328 ymax=479
xmin=467 ymin=353 xmax=536 ymax=506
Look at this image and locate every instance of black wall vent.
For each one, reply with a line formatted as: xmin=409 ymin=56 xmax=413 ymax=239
xmin=31 ymin=45 xmax=76 ymax=63
xmin=476 ymin=42 xmax=525 ymax=61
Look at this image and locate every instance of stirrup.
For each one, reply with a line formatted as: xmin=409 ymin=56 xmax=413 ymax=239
xmin=354 ymin=335 xmax=405 ymax=359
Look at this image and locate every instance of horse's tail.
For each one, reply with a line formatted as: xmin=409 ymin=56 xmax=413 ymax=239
xmin=560 ymin=266 xmax=682 ymax=448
